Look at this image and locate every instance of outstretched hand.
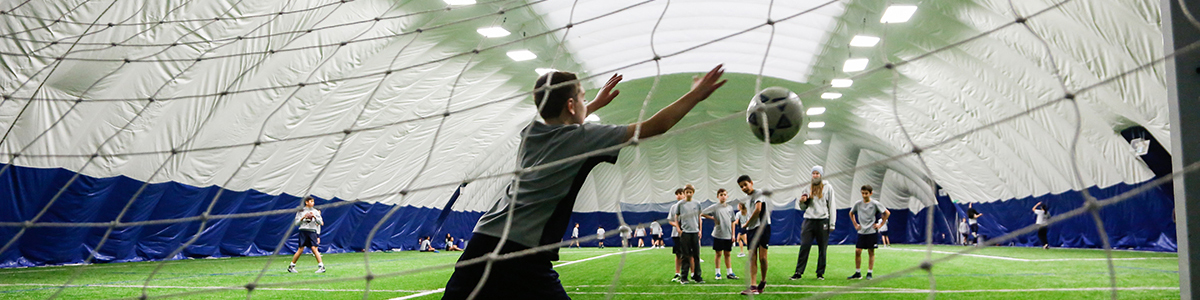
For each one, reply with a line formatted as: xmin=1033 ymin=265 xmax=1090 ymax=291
xmin=587 ymin=73 xmax=623 ymax=113
xmin=689 ymin=64 xmax=727 ymax=101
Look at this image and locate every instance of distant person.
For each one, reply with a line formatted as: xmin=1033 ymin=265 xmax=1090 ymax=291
xmin=597 ymin=226 xmax=606 ymax=249
xmin=445 ymin=234 xmax=463 ymax=251
xmin=958 ymin=218 xmax=970 ymax=246
xmin=635 ymin=226 xmax=647 ymax=247
xmin=1033 ymin=202 xmax=1050 ymax=249
xmin=877 ymin=218 xmax=890 ymax=247
xmin=967 ymin=203 xmax=983 ymax=245
xmin=791 ymin=166 xmax=836 ymax=281
xmin=570 ymin=223 xmax=581 ymax=248
xmin=288 ymin=196 xmax=325 ymax=274
xmin=847 ymin=185 xmax=889 ymax=280
xmin=650 ymin=220 xmax=664 ymax=249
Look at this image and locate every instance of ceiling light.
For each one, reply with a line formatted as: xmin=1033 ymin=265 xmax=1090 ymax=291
xmin=477 ymin=26 xmax=510 ymax=38
xmin=806 ymin=107 xmax=826 ymax=115
xmin=808 ymin=122 xmax=825 ymax=128
xmin=535 ymin=68 xmax=558 ymax=75
xmin=849 ymin=35 xmax=880 ymax=47
xmin=585 ymin=114 xmax=601 ymax=123
xmin=831 ymin=79 xmax=853 ymax=87
xmin=821 ymin=92 xmax=842 ymax=99
xmin=443 ymin=0 xmax=476 ymax=5
xmin=881 ymin=5 xmax=917 ymax=23
xmin=506 ymin=50 xmax=537 ymax=62
xmin=843 ymin=58 xmax=869 ymax=72
xmin=804 ymin=139 xmax=822 ymax=145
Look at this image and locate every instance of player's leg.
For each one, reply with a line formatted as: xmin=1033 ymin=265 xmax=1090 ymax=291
xmin=867 ymin=248 xmax=875 ymax=275
xmin=793 ymin=221 xmax=815 ymax=279
xmin=848 ymin=248 xmax=863 ymax=279
xmin=814 ymin=220 xmax=830 ymax=278
xmin=291 ymin=248 xmax=304 ymax=264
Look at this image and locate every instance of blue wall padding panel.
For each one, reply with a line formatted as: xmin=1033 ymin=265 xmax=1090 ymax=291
xmin=0 ymin=164 xmax=1177 ymax=268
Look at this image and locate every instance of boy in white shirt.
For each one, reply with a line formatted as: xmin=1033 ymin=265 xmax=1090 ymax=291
xmin=289 ymin=196 xmax=325 ymax=274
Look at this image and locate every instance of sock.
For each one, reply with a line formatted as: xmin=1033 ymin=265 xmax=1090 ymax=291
xmin=728 ymin=268 xmax=734 ymax=274
xmin=856 ymin=268 xmax=861 ymax=273
xmin=868 ymin=269 xmax=872 ymax=274
xmin=318 ymin=263 xmax=324 ymax=267
xmin=675 ymin=273 xmax=680 ymax=277
xmin=290 ymin=263 xmax=295 ymax=266
xmin=715 ymin=268 xmax=721 ymax=275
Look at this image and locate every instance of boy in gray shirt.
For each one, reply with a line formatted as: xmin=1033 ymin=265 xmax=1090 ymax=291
xmin=702 ymin=188 xmax=739 ymax=280
xmin=848 ymin=185 xmax=889 ymax=280
xmin=675 ymin=185 xmax=704 ymax=284
xmin=442 ymin=66 xmax=728 ymax=299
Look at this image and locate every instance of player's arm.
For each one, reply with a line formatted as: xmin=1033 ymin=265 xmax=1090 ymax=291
xmin=314 ymin=210 xmax=324 ymax=226
xmin=1032 ymin=202 xmax=1041 ymax=212
xmin=293 ymin=211 xmax=305 ymax=226
xmin=849 ymin=209 xmax=859 ymax=230
xmin=624 ymin=65 xmax=726 ymax=141
xmin=586 ymin=74 xmax=622 ymax=114
xmin=746 ymin=201 xmax=764 ymax=225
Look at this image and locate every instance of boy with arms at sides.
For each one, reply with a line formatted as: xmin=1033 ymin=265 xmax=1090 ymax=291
xmin=675 ymin=185 xmax=704 ymax=284
xmin=791 ymin=165 xmax=837 ymax=281
xmin=289 ymin=196 xmax=325 ymax=274
xmin=650 ymin=220 xmax=663 ymax=248
xmin=441 ymin=65 xmax=727 ymax=300
xmin=701 ymin=188 xmax=739 ymax=280
xmin=847 ymin=185 xmax=889 ymax=280
xmin=738 ymin=175 xmax=771 ymax=295
xmin=667 ymin=188 xmax=686 ymax=281
xmin=735 ymin=202 xmax=749 ymax=257
xmin=597 ymin=226 xmax=606 ymax=249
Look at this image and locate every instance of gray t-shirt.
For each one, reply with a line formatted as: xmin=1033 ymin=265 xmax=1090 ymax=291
xmin=650 ymin=221 xmax=662 ymax=235
xmin=473 ymin=122 xmax=627 ymax=257
xmin=704 ymin=202 xmax=735 ymax=240
xmin=675 ymin=200 xmax=702 ymax=233
xmin=743 ymin=190 xmax=771 ymax=229
xmin=667 ymin=201 xmax=682 ymax=237
xmin=851 ymin=199 xmax=888 ymax=235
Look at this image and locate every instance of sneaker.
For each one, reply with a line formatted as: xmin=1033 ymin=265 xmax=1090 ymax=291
xmin=315 ymin=266 xmax=326 ymax=274
xmin=740 ymin=286 xmax=757 ymax=295
xmin=727 ymin=274 xmax=740 ymax=280
xmin=816 ymin=275 xmax=825 ymax=281
xmin=756 ymin=281 xmax=766 ymax=293
xmin=679 ymin=279 xmax=690 ymax=285
xmin=699 ymin=258 xmax=705 ymax=263
xmin=865 ymin=273 xmax=872 ymax=280
xmin=847 ymin=272 xmax=862 ymax=280
xmin=789 ymin=274 xmax=802 ymax=280
xmin=1044 ymin=244 xmax=1050 ymax=250
xmin=672 ymin=274 xmax=680 ymax=282
xmin=716 ymin=274 xmax=723 ymax=280
xmin=693 ymin=278 xmax=705 ymax=284
xmin=737 ymin=252 xmax=747 ymax=257
xmin=287 ymin=265 xmax=297 ymax=273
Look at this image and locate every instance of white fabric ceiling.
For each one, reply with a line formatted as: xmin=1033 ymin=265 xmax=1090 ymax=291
xmin=0 ymin=0 xmax=1167 ymax=214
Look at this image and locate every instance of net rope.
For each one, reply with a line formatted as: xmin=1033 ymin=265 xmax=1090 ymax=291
xmin=0 ymin=0 xmax=1196 ymax=299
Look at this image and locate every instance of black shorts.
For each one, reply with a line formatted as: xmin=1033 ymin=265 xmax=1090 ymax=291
xmin=443 ymin=234 xmax=569 ymax=300
xmin=712 ymin=238 xmax=733 ymax=252
xmin=856 ymin=233 xmax=878 ymax=249
xmin=298 ymin=230 xmax=319 ymax=247
xmin=671 ymin=237 xmax=680 ymax=254
xmin=746 ymin=225 xmax=770 ymax=249
xmin=653 ymin=234 xmax=663 ymax=242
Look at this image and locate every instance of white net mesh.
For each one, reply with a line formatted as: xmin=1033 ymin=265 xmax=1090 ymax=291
xmin=1 ymin=0 xmax=1198 ymax=299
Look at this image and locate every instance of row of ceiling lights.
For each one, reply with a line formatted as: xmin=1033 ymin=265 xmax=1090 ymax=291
xmin=805 ymin=4 xmax=917 ymax=145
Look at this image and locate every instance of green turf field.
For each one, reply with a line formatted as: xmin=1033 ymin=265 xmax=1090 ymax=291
xmin=0 ymin=245 xmax=1180 ymax=299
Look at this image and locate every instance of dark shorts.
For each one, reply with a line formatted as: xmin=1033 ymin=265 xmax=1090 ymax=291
xmin=443 ymin=234 xmax=568 ymax=300
xmin=653 ymin=234 xmax=663 ymax=242
xmin=856 ymin=233 xmax=878 ymax=249
xmin=746 ymin=225 xmax=770 ymax=249
xmin=671 ymin=237 xmax=680 ymax=254
xmin=298 ymin=230 xmax=319 ymax=247
xmin=713 ymin=238 xmax=733 ymax=252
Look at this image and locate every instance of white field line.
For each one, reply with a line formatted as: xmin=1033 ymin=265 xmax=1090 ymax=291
xmin=388 ymin=288 xmax=444 ymax=300
xmin=567 ymin=286 xmax=1178 ymax=295
xmin=554 ymin=247 xmax=655 ymax=267
xmin=0 ymin=283 xmax=421 ymax=293
xmin=882 ymin=247 xmax=1177 ymax=262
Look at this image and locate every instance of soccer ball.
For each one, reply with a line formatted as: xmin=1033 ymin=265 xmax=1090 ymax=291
xmin=747 ymin=87 xmax=804 ymax=144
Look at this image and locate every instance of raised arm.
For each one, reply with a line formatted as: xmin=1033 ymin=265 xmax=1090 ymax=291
xmin=586 ymin=74 xmax=622 ymax=114
xmin=625 ymin=65 xmax=726 ymax=141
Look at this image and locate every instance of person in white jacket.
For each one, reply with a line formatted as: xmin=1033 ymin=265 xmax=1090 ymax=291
xmin=289 ymin=196 xmax=325 ymax=274
xmin=790 ymin=165 xmax=837 ymax=280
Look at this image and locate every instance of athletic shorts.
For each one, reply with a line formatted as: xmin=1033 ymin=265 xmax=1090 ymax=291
xmin=671 ymin=237 xmax=680 ymax=254
xmin=653 ymin=234 xmax=663 ymax=242
xmin=856 ymin=233 xmax=878 ymax=249
xmin=443 ymin=234 xmax=568 ymax=300
xmin=298 ymin=230 xmax=319 ymax=247
xmin=712 ymin=238 xmax=733 ymax=252
xmin=746 ymin=225 xmax=770 ymax=249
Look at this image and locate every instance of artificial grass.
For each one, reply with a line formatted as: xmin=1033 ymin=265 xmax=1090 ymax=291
xmin=0 ymin=245 xmax=1180 ymax=299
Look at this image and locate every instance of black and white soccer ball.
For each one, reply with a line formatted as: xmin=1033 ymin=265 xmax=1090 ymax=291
xmin=747 ymin=87 xmax=804 ymax=144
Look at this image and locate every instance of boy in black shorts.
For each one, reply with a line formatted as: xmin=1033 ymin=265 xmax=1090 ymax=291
xmin=289 ymin=196 xmax=325 ymax=274
xmin=738 ymin=175 xmax=771 ymax=295
xmin=847 ymin=185 xmax=889 ymax=280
